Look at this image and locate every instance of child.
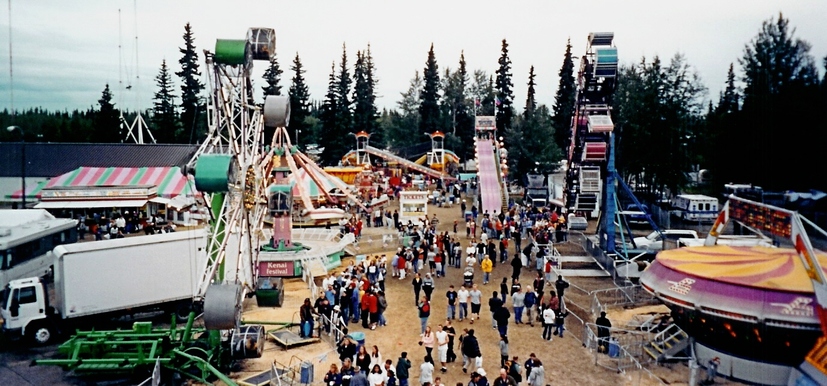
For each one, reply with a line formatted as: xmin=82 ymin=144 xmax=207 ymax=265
xmin=386 ymin=370 xmax=397 ymax=386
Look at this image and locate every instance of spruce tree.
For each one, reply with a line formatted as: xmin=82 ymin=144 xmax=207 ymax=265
xmin=152 ymin=59 xmax=179 ymax=143
xmin=524 ymin=65 xmax=537 ymax=118
xmin=730 ymin=13 xmax=822 ymax=189
xmin=319 ymin=62 xmax=343 ymax=165
xmin=177 ymin=22 xmax=204 ymax=143
xmin=94 ymin=83 xmax=121 ymax=143
xmin=364 ymin=45 xmax=381 ymax=145
xmin=353 ymin=51 xmax=371 ymax=132
xmin=336 ymin=43 xmax=353 ymax=135
xmin=288 ymin=52 xmax=311 ymax=146
xmin=262 ymin=54 xmax=283 ymax=96
xmin=454 ymin=52 xmax=474 ymax=160
xmin=552 ymin=38 xmax=576 ymax=151
xmin=716 ymin=63 xmax=739 ymax=115
xmin=495 ymin=39 xmax=514 ymax=137
xmin=419 ymin=43 xmax=441 ymax=134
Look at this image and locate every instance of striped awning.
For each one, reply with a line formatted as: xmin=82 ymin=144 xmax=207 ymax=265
xmin=290 ymin=167 xmax=346 ymax=198
xmin=23 ymin=167 xmax=197 ymax=198
xmin=6 ymin=180 xmax=49 ymax=200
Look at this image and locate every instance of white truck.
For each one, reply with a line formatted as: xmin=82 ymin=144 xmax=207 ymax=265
xmin=671 ymin=194 xmax=719 ymax=222
xmin=0 ymin=229 xmax=207 ymax=344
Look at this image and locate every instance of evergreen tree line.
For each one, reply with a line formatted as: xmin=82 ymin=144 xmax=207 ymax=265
xmin=612 ymin=13 xmax=827 ymax=193
xmin=3 ymin=14 xmax=826 ymax=194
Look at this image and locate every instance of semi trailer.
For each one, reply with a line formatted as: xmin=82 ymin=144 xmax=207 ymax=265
xmin=0 ymin=229 xmax=207 ymax=344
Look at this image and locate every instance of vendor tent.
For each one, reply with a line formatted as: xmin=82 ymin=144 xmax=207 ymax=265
xmin=13 ymin=167 xmax=197 ymax=199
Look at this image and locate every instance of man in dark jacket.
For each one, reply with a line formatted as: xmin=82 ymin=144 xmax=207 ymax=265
xmin=510 ymin=255 xmax=522 ymax=280
xmin=492 ymin=368 xmax=517 ymax=386
xmin=555 ymin=275 xmax=570 ymax=299
xmin=460 ymin=329 xmax=482 ymax=373
xmin=396 ymin=352 xmax=411 ymax=386
xmin=489 ymin=292 xmax=503 ymax=329
xmin=494 ymin=306 xmax=511 ymax=337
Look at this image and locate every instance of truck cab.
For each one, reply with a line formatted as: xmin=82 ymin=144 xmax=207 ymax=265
xmin=1 ymin=277 xmax=53 ymax=344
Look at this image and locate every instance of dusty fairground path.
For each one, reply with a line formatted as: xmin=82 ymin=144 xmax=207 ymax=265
xmin=232 ymin=198 xmax=750 ymax=386
xmin=233 ymin=200 xmax=622 ymax=386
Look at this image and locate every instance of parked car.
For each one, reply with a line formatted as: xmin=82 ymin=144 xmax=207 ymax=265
xmin=623 ymin=203 xmax=650 ymax=224
xmin=632 ymin=229 xmax=699 ymax=251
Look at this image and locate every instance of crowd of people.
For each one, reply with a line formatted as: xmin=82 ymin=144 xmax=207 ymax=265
xmin=308 ymin=173 xmax=593 ymax=386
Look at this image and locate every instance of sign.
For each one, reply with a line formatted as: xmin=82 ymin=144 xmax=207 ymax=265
xmin=728 ymin=199 xmax=792 ymax=238
xmin=259 ymin=261 xmax=296 ymax=277
xmin=399 ymin=192 xmax=427 ymax=201
xmin=475 ymin=116 xmax=496 ymax=129
xmin=40 ymin=186 xmax=157 ymax=199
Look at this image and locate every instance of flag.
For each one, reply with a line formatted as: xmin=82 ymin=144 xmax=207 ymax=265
xmin=495 ymin=96 xmax=502 ymax=106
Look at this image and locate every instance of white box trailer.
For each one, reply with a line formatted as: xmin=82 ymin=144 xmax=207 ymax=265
xmin=1 ymin=229 xmax=207 ymax=344
xmin=54 ymin=229 xmax=207 ymax=319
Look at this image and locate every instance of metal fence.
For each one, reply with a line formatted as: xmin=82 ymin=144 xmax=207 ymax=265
xmin=590 ymin=286 xmax=660 ymax=319
xmin=581 ymin=323 xmax=667 ymax=385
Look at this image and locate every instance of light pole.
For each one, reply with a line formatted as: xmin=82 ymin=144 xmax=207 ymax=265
xmin=6 ymin=126 xmax=25 ymax=209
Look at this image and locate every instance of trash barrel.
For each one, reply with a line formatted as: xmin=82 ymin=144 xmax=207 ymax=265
xmin=348 ymin=332 xmax=366 ymax=351
xmin=300 ymin=361 xmax=314 ymax=384
xmin=255 ymin=277 xmax=284 ymax=307
xmin=608 ymin=338 xmax=620 ymax=358
xmin=465 ymin=211 xmax=473 ymax=222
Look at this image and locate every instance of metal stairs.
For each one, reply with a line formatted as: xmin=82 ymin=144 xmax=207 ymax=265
xmin=643 ymin=323 xmax=691 ymax=363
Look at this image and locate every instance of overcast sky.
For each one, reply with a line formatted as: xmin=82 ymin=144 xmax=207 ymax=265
xmin=2 ymin=0 xmax=826 ymax=115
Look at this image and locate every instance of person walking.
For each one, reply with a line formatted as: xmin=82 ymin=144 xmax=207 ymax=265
xmin=435 ymin=324 xmax=449 ymax=373
xmin=443 ymin=320 xmax=457 ymax=363
xmin=418 ymin=296 xmax=431 ymax=334
xmin=481 ymin=255 xmax=493 ymax=285
xmin=422 ymin=273 xmax=435 ymax=301
xmin=525 ymin=358 xmax=544 ymax=386
xmin=510 ymin=255 xmax=522 ymax=281
xmin=419 ymin=356 xmax=435 ymax=386
xmin=500 ymin=278 xmax=508 ymax=304
xmin=498 ymin=335 xmax=509 ymax=368
xmin=460 ymin=329 xmax=482 ymax=373
xmin=412 ymin=274 xmax=423 ymax=305
xmin=511 ymin=288 xmax=525 ymax=325
xmin=446 ymin=285 xmax=458 ymax=320
xmin=469 ymin=284 xmax=482 ymax=324
xmin=596 ymin=311 xmax=612 ymax=353
xmin=488 ymin=291 xmax=503 ymax=330
xmin=542 ymin=305 xmax=555 ymax=341
xmin=555 ymin=275 xmax=569 ymax=301
xmin=396 ymin=352 xmax=411 ymax=386
xmin=554 ymin=308 xmax=568 ymax=337
xmin=494 ymin=303 xmax=511 ymax=337
xmin=457 ymin=285 xmax=470 ymax=321
xmin=524 ymin=287 xmax=537 ymax=327
xmin=492 ymin=368 xmax=517 ymax=386
xmin=420 ymin=325 xmax=435 ymax=359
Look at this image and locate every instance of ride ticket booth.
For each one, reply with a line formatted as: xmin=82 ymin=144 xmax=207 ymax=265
xmin=399 ymin=191 xmax=428 ymax=224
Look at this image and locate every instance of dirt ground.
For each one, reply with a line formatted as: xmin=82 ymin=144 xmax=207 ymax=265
xmin=234 ymin=200 xmax=627 ymax=386
xmin=221 ymin=195 xmax=759 ymax=386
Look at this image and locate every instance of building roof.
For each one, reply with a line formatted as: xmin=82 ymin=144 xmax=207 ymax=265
xmin=0 ymin=142 xmax=198 ymax=178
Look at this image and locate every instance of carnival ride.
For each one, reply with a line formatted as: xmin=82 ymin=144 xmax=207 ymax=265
xmin=342 ymin=131 xmax=456 ymax=181
xmin=33 ymin=27 xmax=354 ymax=385
xmin=564 ymin=32 xmax=618 ymax=219
xmin=473 ymin=115 xmax=507 ymax=215
xmin=559 ymin=32 xmax=662 ymax=277
xmin=412 ymin=131 xmax=461 ymax=172
xmin=641 ymin=196 xmax=827 ymax=385
xmin=475 ymin=138 xmax=505 ymax=215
